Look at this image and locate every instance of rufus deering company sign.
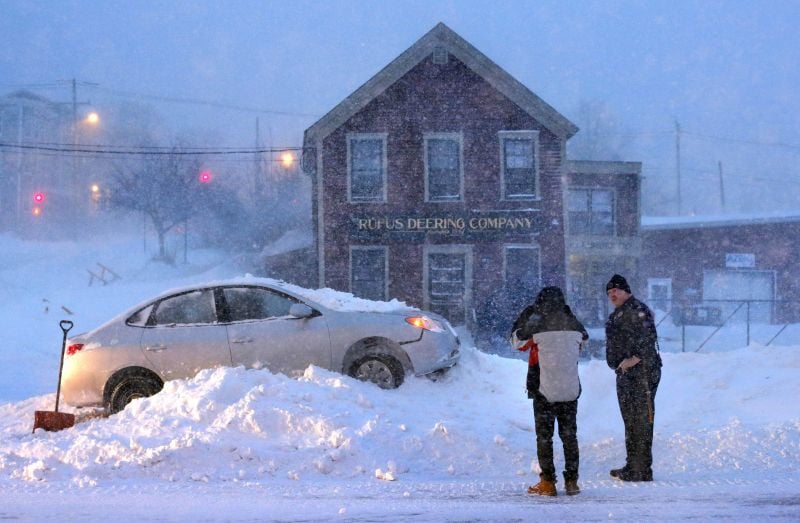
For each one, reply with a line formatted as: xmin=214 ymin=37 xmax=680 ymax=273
xmin=350 ymin=211 xmax=541 ymax=242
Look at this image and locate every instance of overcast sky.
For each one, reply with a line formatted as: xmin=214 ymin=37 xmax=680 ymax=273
xmin=2 ymin=0 xmax=799 ymax=216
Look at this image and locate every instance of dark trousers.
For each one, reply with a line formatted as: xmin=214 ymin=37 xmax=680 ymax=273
xmin=616 ymin=365 xmax=661 ymax=474
xmin=533 ymin=395 xmax=579 ymax=482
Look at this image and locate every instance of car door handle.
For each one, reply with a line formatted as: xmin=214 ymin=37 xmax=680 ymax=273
xmin=145 ymin=344 xmax=168 ymax=352
xmin=231 ymin=338 xmax=254 ymax=344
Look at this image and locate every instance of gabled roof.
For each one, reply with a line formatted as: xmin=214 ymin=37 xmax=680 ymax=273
xmin=304 ymin=23 xmax=578 ymax=143
xmin=2 ymin=90 xmax=56 ymax=105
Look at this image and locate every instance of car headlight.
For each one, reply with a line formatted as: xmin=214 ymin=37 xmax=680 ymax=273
xmin=405 ymin=315 xmax=445 ymax=332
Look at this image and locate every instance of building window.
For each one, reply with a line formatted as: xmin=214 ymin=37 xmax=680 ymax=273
xmin=424 ymin=133 xmax=462 ymax=202
xmin=348 ymin=134 xmax=386 ymax=202
xmin=504 ymin=245 xmax=541 ymax=304
xmin=350 ymin=246 xmax=387 ymax=301
xmin=568 ymin=188 xmax=615 ymax=235
xmin=500 ymin=131 xmax=538 ymax=200
xmin=424 ymin=245 xmax=472 ymax=326
xmin=647 ymin=278 xmax=672 ymax=313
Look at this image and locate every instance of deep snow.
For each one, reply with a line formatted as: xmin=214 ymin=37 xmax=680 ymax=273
xmin=1 ymin=228 xmax=799 ymax=521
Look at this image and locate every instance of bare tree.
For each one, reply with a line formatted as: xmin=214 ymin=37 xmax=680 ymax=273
xmin=110 ymin=147 xmax=201 ymax=261
xmin=568 ymin=99 xmax=625 ymax=161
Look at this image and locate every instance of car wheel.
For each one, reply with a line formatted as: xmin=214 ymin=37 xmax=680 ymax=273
xmin=108 ymin=375 xmax=163 ymax=414
xmin=350 ymin=354 xmax=405 ymax=389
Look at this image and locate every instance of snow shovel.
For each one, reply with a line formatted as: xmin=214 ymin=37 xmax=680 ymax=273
xmin=33 ymin=320 xmax=76 ymax=433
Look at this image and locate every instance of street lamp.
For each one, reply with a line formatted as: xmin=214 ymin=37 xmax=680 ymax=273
xmin=74 ymin=110 xmax=100 ymax=217
xmin=280 ymin=151 xmax=295 ymax=169
xmin=84 ymin=111 xmax=100 ymax=125
xmin=90 ymin=183 xmax=101 ymax=206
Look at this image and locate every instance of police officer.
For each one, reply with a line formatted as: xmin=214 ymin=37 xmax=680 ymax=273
xmin=605 ymin=274 xmax=662 ymax=482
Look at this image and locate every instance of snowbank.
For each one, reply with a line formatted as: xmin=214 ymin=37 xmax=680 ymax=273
xmin=2 ymin=344 xmax=798 ymax=490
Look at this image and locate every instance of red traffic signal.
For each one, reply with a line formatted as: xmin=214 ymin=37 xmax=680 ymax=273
xmin=199 ymin=170 xmax=213 ymax=184
xmin=33 ymin=191 xmax=46 ymax=204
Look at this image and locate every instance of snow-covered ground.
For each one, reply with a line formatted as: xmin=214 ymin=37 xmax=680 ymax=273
xmin=1 ymin=228 xmax=799 ymax=520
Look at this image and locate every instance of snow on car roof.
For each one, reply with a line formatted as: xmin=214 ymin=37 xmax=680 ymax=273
xmin=137 ymin=275 xmax=416 ymax=314
xmin=237 ymin=275 xmax=416 ymax=313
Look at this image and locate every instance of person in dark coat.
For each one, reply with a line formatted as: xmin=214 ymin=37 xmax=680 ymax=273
xmin=604 ymin=274 xmax=663 ymax=482
xmin=512 ymin=286 xmax=589 ymax=496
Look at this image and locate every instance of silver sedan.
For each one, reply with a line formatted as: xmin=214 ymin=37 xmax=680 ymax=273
xmin=61 ymin=279 xmax=461 ymax=413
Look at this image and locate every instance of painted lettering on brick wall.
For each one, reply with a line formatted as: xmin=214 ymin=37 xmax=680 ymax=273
xmin=355 ymin=216 xmax=533 ymax=232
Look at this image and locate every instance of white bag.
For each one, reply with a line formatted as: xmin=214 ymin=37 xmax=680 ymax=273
xmin=531 ymin=331 xmax=583 ymax=402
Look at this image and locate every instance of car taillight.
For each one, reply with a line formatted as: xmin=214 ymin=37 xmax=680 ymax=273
xmin=67 ymin=343 xmax=84 ymax=356
xmin=405 ymin=315 xmax=445 ymax=333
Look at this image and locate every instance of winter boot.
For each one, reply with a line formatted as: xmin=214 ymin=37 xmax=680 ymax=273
xmin=527 ymin=478 xmax=557 ymax=497
xmin=565 ymin=479 xmax=580 ymax=496
xmin=609 ymin=466 xmax=628 ymax=479
xmin=615 ymin=468 xmax=653 ymax=482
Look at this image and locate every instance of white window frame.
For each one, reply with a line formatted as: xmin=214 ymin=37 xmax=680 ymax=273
xmin=349 ymin=245 xmax=389 ymax=301
xmin=499 ymin=130 xmax=539 ymax=201
xmin=503 ymin=244 xmax=542 ymax=290
xmin=422 ymin=244 xmax=473 ymax=326
xmin=347 ymin=132 xmax=388 ymax=203
xmin=566 ymin=186 xmax=617 ymax=236
xmin=424 ymin=132 xmax=464 ymax=203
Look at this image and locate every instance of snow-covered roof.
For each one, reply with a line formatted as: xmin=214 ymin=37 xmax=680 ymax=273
xmin=304 ymin=23 xmax=578 ymax=144
xmin=642 ymin=210 xmax=800 ymax=231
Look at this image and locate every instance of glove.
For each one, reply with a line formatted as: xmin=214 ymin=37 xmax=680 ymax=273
xmin=510 ymin=329 xmax=528 ymax=350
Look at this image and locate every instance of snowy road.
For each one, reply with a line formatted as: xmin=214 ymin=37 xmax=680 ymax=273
xmin=3 ymin=478 xmax=800 ymax=521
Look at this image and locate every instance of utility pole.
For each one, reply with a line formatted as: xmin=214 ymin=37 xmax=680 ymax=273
xmin=675 ymin=120 xmax=682 ymax=215
xmin=16 ymin=103 xmax=23 ymax=227
xmin=63 ymin=78 xmax=98 ymax=218
xmin=718 ymin=161 xmax=726 ymax=211
xmin=254 ymin=117 xmax=264 ymax=198
xmin=71 ymin=78 xmax=79 ymax=212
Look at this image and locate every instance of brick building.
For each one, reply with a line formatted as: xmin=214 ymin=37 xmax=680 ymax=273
xmin=302 ymin=23 xmax=580 ymax=333
xmin=565 ymin=160 xmax=642 ymax=325
xmin=300 ymin=23 xmax=651 ymax=347
xmin=641 ymin=213 xmax=800 ymax=324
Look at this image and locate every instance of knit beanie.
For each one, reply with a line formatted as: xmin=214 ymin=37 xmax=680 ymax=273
xmin=606 ymin=274 xmax=631 ymax=294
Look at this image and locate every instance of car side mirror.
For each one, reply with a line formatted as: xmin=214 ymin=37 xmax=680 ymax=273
xmin=289 ymin=303 xmax=314 ymax=318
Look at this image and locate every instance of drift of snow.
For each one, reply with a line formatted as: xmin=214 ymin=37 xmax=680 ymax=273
xmin=1 ymin=228 xmax=799 ymax=520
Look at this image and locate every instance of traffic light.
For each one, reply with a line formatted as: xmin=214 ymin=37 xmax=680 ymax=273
xmin=32 ymin=191 xmax=46 ymax=216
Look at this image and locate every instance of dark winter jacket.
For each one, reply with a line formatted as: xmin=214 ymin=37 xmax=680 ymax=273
xmin=605 ymin=295 xmax=662 ymax=372
xmin=512 ymin=287 xmax=589 ymax=400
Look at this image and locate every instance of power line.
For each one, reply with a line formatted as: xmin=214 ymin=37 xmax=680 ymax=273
xmin=89 ymin=85 xmax=321 ymax=118
xmin=1 ymin=81 xmax=321 ymax=118
xmin=646 ymin=164 xmax=800 ymax=187
xmin=0 ymin=142 xmax=302 ymax=156
xmin=682 ymin=131 xmax=800 ymax=151
xmin=0 ymin=149 xmax=299 ymax=165
xmin=2 ymin=140 xmax=301 ymax=152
